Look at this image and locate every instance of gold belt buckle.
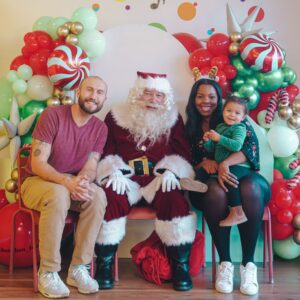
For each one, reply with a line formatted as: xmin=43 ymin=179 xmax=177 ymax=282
xmin=128 ymin=156 xmax=149 ymax=175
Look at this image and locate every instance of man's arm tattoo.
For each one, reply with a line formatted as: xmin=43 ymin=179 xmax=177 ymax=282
xmin=33 ymin=149 xmax=41 ymax=157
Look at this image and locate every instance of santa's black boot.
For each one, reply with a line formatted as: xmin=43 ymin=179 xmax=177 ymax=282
xmin=94 ymin=244 xmax=118 ymax=289
xmin=166 ymin=243 xmax=193 ymax=291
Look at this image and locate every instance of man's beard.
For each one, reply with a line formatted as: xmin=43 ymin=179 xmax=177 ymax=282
xmin=78 ymin=96 xmax=102 ymax=114
xmin=128 ymin=102 xmax=174 ymax=149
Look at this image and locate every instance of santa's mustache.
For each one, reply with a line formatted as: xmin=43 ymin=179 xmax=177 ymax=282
xmin=138 ymin=101 xmax=165 ymax=110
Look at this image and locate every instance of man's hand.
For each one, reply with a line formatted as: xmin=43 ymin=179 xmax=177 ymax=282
xmin=197 ymin=159 xmax=218 ymax=174
xmin=160 ymin=170 xmax=181 ymax=192
xmin=208 ymin=129 xmax=220 ymax=142
xmin=105 ymin=170 xmax=130 ymax=195
xmin=217 ymin=161 xmax=239 ymax=192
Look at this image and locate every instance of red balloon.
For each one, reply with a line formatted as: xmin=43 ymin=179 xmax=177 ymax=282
xmin=173 ymin=32 xmax=203 ymax=54
xmin=199 ymin=66 xmax=211 ymax=75
xmin=271 ymin=218 xmax=294 ymax=240
xmin=10 ymin=55 xmax=30 ymax=71
xmin=217 ymin=70 xmax=227 ymax=85
xmin=0 ymin=203 xmax=39 ymax=267
xmin=25 ymin=40 xmax=39 ymax=53
xmin=206 ymin=33 xmax=230 ymax=56
xmin=0 ymin=189 xmax=9 ymax=210
xmin=223 ymin=64 xmax=237 ymax=80
xmin=275 ymin=189 xmax=294 ymax=209
xmin=293 ymin=184 xmax=300 ymax=198
xmin=220 ymin=80 xmax=232 ymax=97
xmin=210 ymin=56 xmax=226 ymax=70
xmin=273 ymin=169 xmax=283 ymax=180
xmin=35 ymin=31 xmax=53 ymax=49
xmin=189 ymin=48 xmax=213 ymax=70
xmin=29 ymin=48 xmax=52 ymax=75
xmin=276 ymin=208 xmax=293 ymax=224
xmin=53 ymin=38 xmax=65 ymax=48
xmin=268 ymin=201 xmax=279 ymax=216
xmin=286 ymin=84 xmax=299 ymax=99
xmin=290 ymin=199 xmax=300 ymax=215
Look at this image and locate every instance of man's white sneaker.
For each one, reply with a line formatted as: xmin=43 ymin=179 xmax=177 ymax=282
xmin=38 ymin=270 xmax=70 ymax=299
xmin=240 ymin=262 xmax=259 ymax=295
xmin=215 ymin=261 xmax=234 ymax=294
xmin=66 ymin=265 xmax=99 ymax=294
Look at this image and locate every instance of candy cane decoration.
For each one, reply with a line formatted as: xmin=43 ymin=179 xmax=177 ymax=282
xmin=287 ymin=171 xmax=300 ymax=190
xmin=289 ymin=158 xmax=300 ymax=170
xmin=265 ymin=89 xmax=290 ymax=124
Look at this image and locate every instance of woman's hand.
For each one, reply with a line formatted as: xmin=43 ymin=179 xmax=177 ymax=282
xmin=217 ymin=161 xmax=239 ymax=192
xmin=196 ymin=159 xmax=218 ymax=174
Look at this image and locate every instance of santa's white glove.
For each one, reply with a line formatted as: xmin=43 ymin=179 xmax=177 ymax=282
xmin=160 ymin=170 xmax=181 ymax=192
xmin=105 ymin=170 xmax=130 ymax=195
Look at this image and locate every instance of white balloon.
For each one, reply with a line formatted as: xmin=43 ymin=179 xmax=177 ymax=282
xmin=27 ymin=75 xmax=53 ymax=100
xmin=267 ymin=125 xmax=299 ymax=157
xmin=257 ymin=110 xmax=273 ymax=129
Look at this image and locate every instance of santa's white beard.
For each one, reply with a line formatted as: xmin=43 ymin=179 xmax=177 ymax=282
xmin=128 ymin=103 xmax=174 ymax=149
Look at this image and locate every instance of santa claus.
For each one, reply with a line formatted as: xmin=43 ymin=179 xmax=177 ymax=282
xmin=95 ymin=71 xmax=206 ymax=291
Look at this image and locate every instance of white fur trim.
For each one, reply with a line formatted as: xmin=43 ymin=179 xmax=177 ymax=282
xmin=154 ymin=155 xmax=195 ymax=179
xmin=96 ymin=217 xmax=127 ymax=245
xmin=135 ymin=76 xmax=172 ymax=94
xmin=127 ymin=180 xmax=142 ymax=205
xmin=155 ymin=212 xmax=197 ymax=246
xmin=96 ymin=155 xmax=134 ymax=184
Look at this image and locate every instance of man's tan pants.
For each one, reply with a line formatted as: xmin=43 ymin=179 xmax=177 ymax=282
xmin=21 ymin=176 xmax=107 ymax=272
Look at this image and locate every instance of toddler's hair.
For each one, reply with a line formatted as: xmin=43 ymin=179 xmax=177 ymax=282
xmin=223 ymin=94 xmax=248 ymax=115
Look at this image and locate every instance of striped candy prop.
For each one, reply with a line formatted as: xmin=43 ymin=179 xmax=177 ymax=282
xmin=265 ymin=89 xmax=290 ymax=124
xmin=240 ymin=33 xmax=284 ymax=73
xmin=287 ymin=159 xmax=300 ymax=190
xmin=47 ymin=45 xmax=90 ymax=90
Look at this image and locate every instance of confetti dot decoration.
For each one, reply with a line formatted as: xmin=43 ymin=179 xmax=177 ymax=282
xmin=178 ymin=2 xmax=197 ymax=21
xmin=239 ymin=33 xmax=284 ymax=73
xmin=92 ymin=3 xmax=100 ymax=12
xmin=149 ymin=23 xmax=167 ymax=32
xmin=47 ymin=45 xmax=90 ymax=91
xmin=248 ymin=6 xmax=265 ymax=22
xmin=207 ymin=28 xmax=215 ymax=35
xmin=125 ymin=5 xmax=130 ymax=10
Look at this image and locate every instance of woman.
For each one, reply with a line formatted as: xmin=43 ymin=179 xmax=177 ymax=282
xmin=185 ymin=78 xmax=270 ymax=296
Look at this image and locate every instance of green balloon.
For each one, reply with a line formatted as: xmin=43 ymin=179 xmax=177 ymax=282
xmin=231 ymin=76 xmax=245 ymax=91
xmin=255 ymin=69 xmax=284 ymax=92
xmin=274 ymin=154 xmax=300 ymax=179
xmin=17 ymin=64 xmax=33 ymax=81
xmin=21 ymin=131 xmax=33 ymax=146
xmin=230 ymin=55 xmax=254 ymax=77
xmin=248 ymin=90 xmax=260 ymax=110
xmin=78 ymin=29 xmax=106 ymax=58
xmin=0 ymin=77 xmax=13 ymax=119
xmin=21 ymin=100 xmax=47 ymax=129
xmin=238 ymin=84 xmax=255 ymax=98
xmin=282 ymin=66 xmax=296 ymax=84
xmin=245 ymin=77 xmax=258 ymax=89
xmin=12 ymin=79 xmax=27 ymax=94
xmin=6 ymin=70 xmax=18 ymax=82
xmin=281 ymin=81 xmax=289 ymax=88
xmin=273 ymin=236 xmax=300 ymax=260
xmin=71 ymin=7 xmax=97 ymax=30
xmin=47 ymin=17 xmax=69 ymax=39
xmin=33 ymin=16 xmax=53 ymax=32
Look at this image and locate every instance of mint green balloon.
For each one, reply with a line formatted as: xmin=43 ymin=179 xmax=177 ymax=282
xmin=12 ymin=79 xmax=27 ymax=94
xmin=273 ymin=236 xmax=300 ymax=260
xmin=230 ymin=55 xmax=254 ymax=77
xmin=255 ymin=69 xmax=284 ymax=92
xmin=47 ymin=17 xmax=69 ymax=39
xmin=33 ymin=16 xmax=53 ymax=32
xmin=0 ymin=78 xmax=13 ymax=118
xmin=248 ymin=90 xmax=260 ymax=110
xmin=238 ymin=84 xmax=255 ymax=98
xmin=6 ymin=70 xmax=18 ymax=82
xmin=78 ymin=29 xmax=106 ymax=58
xmin=274 ymin=154 xmax=299 ymax=179
xmin=231 ymin=76 xmax=245 ymax=91
xmin=17 ymin=64 xmax=33 ymax=81
xmin=71 ymin=7 xmax=98 ymax=30
xmin=282 ymin=66 xmax=297 ymax=84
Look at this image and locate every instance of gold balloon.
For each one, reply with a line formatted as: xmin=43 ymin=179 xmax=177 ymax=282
xmin=5 ymin=179 xmax=18 ymax=193
xmin=293 ymin=213 xmax=300 ymax=229
xmin=70 ymin=22 xmax=84 ymax=35
xmin=291 ymin=99 xmax=300 ymax=115
xmin=229 ymin=32 xmax=242 ymax=43
xmin=287 ymin=114 xmax=300 ymax=129
xmin=65 ymin=34 xmax=78 ymax=45
xmin=64 ymin=21 xmax=73 ymax=30
xmin=56 ymin=25 xmax=69 ymax=38
xmin=47 ymin=97 xmax=61 ymax=107
xmin=53 ymin=87 xmax=65 ymax=99
xmin=293 ymin=229 xmax=300 ymax=245
xmin=11 ymin=168 xmax=18 ymax=181
xmin=61 ymin=96 xmax=74 ymax=105
xmin=228 ymin=42 xmax=240 ymax=55
xmin=278 ymin=106 xmax=293 ymax=120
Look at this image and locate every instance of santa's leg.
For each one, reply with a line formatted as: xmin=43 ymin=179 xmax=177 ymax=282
xmin=153 ymin=190 xmax=196 ymax=291
xmin=95 ymin=188 xmax=130 ymax=289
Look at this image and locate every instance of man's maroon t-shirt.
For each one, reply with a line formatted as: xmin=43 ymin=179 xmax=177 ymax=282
xmin=27 ymin=105 xmax=107 ymax=175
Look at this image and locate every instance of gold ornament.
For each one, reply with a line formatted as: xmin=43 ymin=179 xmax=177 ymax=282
xmin=228 ymin=42 xmax=240 ymax=55
xmin=293 ymin=229 xmax=300 ymax=245
xmin=65 ymin=34 xmax=79 ymax=45
xmin=293 ymin=213 xmax=300 ymax=229
xmin=287 ymin=114 xmax=300 ymax=130
xmin=278 ymin=106 xmax=293 ymax=120
xmin=5 ymin=179 xmax=18 ymax=193
xmin=56 ymin=25 xmax=69 ymax=38
xmin=229 ymin=32 xmax=242 ymax=43
xmin=291 ymin=99 xmax=300 ymax=115
xmin=61 ymin=96 xmax=74 ymax=105
xmin=53 ymin=87 xmax=65 ymax=99
xmin=70 ymin=22 xmax=84 ymax=35
xmin=11 ymin=168 xmax=18 ymax=181
xmin=47 ymin=97 xmax=61 ymax=107
xmin=64 ymin=21 xmax=73 ymax=30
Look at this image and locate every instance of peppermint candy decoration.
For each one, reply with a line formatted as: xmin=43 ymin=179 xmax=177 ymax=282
xmin=287 ymin=171 xmax=300 ymax=190
xmin=47 ymin=45 xmax=90 ymax=90
xmin=240 ymin=33 xmax=284 ymax=73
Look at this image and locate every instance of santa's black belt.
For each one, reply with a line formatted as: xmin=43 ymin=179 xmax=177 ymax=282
xmin=128 ymin=156 xmax=154 ymax=176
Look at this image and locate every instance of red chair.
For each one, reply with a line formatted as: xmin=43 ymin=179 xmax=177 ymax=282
xmin=210 ymin=206 xmax=274 ymax=284
xmin=9 ymin=145 xmax=93 ymax=292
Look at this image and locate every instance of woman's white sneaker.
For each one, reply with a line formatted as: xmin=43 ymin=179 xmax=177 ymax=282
xmin=215 ymin=261 xmax=234 ymax=294
xmin=240 ymin=262 xmax=259 ymax=295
